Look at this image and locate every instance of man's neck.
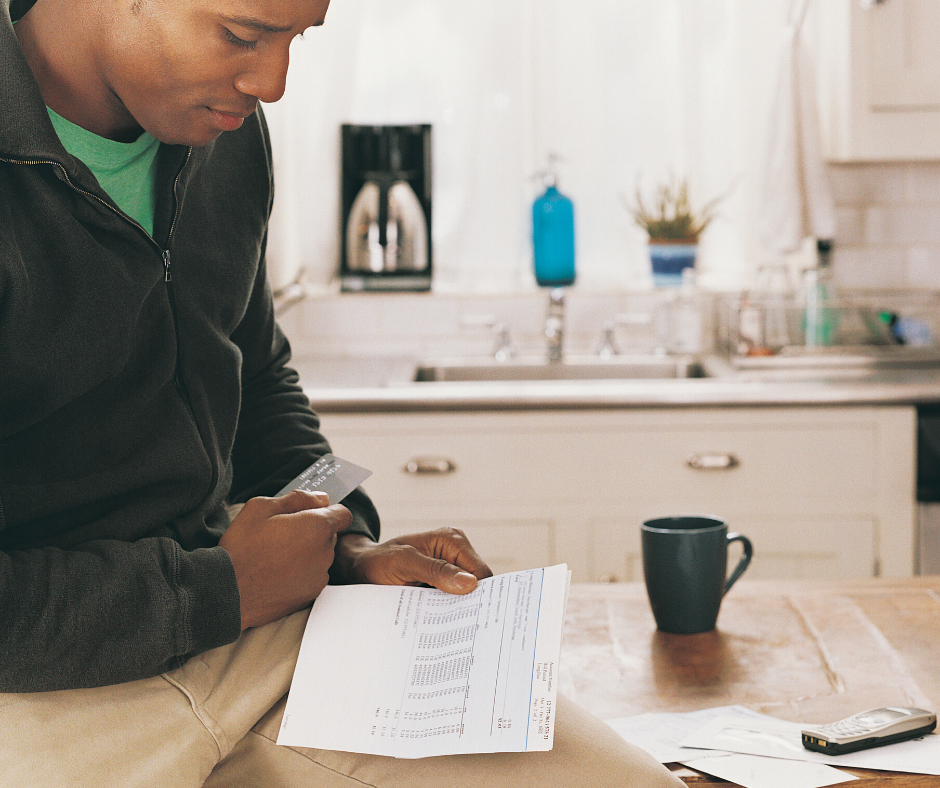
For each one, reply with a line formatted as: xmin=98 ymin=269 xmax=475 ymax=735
xmin=15 ymin=2 xmax=143 ymax=142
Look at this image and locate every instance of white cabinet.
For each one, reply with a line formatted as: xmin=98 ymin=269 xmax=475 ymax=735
xmin=319 ymin=406 xmax=916 ymax=582
xmin=816 ymin=0 xmax=940 ymax=161
xmin=866 ymin=0 xmax=940 ymax=111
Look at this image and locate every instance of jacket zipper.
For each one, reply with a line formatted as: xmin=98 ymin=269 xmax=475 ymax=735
xmin=0 ymin=153 xmax=176 ymax=257
xmin=1 ymin=151 xmax=220 ymax=498
xmin=160 ymin=147 xmax=191 ymax=282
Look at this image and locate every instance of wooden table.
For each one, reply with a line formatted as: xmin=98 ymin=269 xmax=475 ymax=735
xmin=559 ymin=578 xmax=940 ymax=787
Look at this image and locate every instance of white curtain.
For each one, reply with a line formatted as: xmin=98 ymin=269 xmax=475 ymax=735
xmin=264 ymin=0 xmax=797 ymax=294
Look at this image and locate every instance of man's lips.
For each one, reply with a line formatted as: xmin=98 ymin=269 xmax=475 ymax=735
xmin=208 ymin=107 xmax=251 ymax=131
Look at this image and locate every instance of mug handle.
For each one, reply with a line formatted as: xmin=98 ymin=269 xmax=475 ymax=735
xmin=722 ymin=532 xmax=753 ymax=595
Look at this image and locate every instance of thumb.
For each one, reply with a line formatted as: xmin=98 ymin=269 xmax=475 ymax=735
xmin=414 ymin=554 xmax=479 ymax=595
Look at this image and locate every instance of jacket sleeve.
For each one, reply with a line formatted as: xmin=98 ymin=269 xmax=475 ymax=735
xmin=0 ymin=207 xmax=245 ymax=689
xmin=226 ymin=243 xmax=380 ymax=544
xmin=0 ymin=538 xmax=241 ymax=692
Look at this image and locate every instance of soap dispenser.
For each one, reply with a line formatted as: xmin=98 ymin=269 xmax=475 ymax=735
xmin=532 ymin=155 xmax=575 ymax=287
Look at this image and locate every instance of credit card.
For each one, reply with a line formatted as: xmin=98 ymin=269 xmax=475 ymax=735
xmin=276 ymin=453 xmax=372 ymax=504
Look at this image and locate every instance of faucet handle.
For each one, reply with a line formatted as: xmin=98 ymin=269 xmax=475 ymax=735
xmin=491 ymin=323 xmax=515 ymax=361
xmin=594 ymin=312 xmax=655 ymax=357
xmin=595 ymin=321 xmax=619 ymax=358
xmin=461 ymin=314 xmax=515 ymax=360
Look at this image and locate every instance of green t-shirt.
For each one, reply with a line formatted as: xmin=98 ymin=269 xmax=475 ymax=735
xmin=47 ymin=108 xmax=159 ymax=236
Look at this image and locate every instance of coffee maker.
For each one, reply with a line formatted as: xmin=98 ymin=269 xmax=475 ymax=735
xmin=339 ymin=124 xmax=432 ymax=292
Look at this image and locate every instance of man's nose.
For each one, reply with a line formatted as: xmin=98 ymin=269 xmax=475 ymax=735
xmin=235 ymin=47 xmax=290 ymax=104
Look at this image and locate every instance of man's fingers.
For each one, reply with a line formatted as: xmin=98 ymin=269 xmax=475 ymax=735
xmin=333 ymin=528 xmax=494 ymax=593
xmin=408 ymin=552 xmax=480 ymax=595
xmin=240 ymin=489 xmax=330 ymax=518
xmin=237 ymin=491 xmax=351 ymax=536
xmin=278 ymin=488 xmax=330 ymax=512
xmin=395 ymin=528 xmax=494 ymax=582
xmin=281 ymin=492 xmax=354 ymax=537
xmin=291 ymin=501 xmax=353 ymax=536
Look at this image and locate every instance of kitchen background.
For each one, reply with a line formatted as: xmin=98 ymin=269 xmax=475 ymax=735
xmin=260 ymin=0 xmax=940 ymax=365
xmin=261 ymin=0 xmax=940 ymax=297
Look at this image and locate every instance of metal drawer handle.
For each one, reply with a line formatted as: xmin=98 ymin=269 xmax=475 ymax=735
xmin=686 ymin=452 xmax=740 ymax=471
xmin=403 ymin=457 xmax=458 ymax=475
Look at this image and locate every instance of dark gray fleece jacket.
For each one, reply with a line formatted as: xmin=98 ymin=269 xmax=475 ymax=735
xmin=0 ymin=0 xmax=379 ymax=691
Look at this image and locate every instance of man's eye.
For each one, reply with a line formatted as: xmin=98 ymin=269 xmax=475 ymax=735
xmin=223 ymin=28 xmax=258 ymax=50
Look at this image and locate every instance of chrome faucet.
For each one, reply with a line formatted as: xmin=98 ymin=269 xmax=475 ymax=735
xmin=544 ymin=288 xmax=566 ymax=363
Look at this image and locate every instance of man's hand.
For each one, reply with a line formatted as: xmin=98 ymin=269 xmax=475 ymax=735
xmin=219 ymin=490 xmax=352 ymax=630
xmin=331 ymin=527 xmax=494 ymax=594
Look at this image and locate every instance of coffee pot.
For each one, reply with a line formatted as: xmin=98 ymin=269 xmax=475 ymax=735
xmin=340 ymin=124 xmax=432 ymax=291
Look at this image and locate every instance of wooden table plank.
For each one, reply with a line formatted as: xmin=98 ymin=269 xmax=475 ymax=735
xmin=560 ymin=579 xmax=940 ymax=786
xmin=675 ymin=767 xmax=939 ymax=786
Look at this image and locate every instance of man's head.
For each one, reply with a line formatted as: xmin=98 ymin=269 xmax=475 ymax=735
xmin=18 ymin=0 xmax=330 ymax=145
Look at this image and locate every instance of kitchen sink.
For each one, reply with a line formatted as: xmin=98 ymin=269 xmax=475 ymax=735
xmin=414 ymin=354 xmax=706 ymax=382
xmin=412 ymin=346 xmax=940 ymax=384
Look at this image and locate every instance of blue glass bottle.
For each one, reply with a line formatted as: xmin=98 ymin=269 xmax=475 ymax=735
xmin=532 ymin=165 xmax=575 ymax=287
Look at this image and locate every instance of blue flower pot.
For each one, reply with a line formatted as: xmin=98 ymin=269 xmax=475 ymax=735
xmin=649 ymin=242 xmax=697 ymax=287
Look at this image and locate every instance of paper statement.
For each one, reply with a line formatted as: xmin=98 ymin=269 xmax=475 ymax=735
xmin=276 ymin=564 xmax=570 ymax=758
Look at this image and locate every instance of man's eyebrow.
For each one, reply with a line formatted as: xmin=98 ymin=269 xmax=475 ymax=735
xmin=220 ymin=15 xmax=317 ymax=34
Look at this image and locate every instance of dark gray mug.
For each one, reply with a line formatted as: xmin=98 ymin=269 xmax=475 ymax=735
xmin=641 ymin=515 xmax=753 ymax=634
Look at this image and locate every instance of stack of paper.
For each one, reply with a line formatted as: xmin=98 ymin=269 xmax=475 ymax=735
xmin=277 ymin=564 xmax=571 ymax=758
xmin=607 ymin=705 xmax=940 ymax=788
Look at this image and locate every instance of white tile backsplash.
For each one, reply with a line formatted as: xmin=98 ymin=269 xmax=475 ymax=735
xmin=835 ymin=206 xmax=864 ymax=244
xmin=830 ymin=161 xmax=940 ymax=289
xmin=909 ymin=247 xmax=940 ymax=290
xmin=283 ymin=289 xmax=675 ymax=364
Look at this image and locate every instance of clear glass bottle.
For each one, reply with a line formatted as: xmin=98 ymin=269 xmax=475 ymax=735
xmin=738 ymin=263 xmax=793 ymax=355
xmin=665 ymin=267 xmax=703 ymax=354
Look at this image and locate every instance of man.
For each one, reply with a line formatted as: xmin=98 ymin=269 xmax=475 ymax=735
xmin=0 ymin=0 xmax=683 ymax=785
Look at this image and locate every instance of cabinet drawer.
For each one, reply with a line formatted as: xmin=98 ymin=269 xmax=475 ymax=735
xmin=590 ymin=423 xmax=876 ymax=516
xmin=321 ymin=413 xmax=565 ymax=507
xmin=321 ymin=410 xmax=877 ymax=516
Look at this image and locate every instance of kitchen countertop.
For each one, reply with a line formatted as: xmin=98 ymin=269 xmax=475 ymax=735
xmin=562 ymin=578 xmax=940 ymax=786
xmin=293 ymin=355 xmax=940 ymax=413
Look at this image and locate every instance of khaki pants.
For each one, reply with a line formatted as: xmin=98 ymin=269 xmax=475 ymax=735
xmin=0 ymin=608 xmax=683 ymax=788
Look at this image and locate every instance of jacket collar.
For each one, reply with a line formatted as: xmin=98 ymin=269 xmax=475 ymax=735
xmin=0 ymin=0 xmax=69 ymax=164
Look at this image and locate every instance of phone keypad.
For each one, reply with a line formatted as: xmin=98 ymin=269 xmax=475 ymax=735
xmin=820 ymin=720 xmax=869 ymax=737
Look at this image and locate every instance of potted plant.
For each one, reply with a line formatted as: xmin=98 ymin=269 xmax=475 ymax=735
xmin=624 ymin=176 xmax=722 ymax=287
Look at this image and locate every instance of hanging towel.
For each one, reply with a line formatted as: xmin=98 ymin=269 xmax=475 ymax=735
xmin=759 ymin=0 xmax=836 ymax=255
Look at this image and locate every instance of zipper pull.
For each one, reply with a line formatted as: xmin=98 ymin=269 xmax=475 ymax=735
xmin=163 ymin=249 xmax=172 ymax=282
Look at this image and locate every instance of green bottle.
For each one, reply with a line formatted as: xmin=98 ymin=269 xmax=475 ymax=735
xmin=803 ymin=239 xmax=838 ymax=347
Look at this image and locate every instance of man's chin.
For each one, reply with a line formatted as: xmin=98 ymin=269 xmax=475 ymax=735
xmin=151 ymin=127 xmax=225 ymax=148
xmin=143 ymin=113 xmax=230 ymax=147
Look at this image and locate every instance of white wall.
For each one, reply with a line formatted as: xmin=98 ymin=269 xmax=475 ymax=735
xmin=263 ymin=0 xmax=940 ymax=298
xmin=262 ymin=0 xmax=801 ymax=294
